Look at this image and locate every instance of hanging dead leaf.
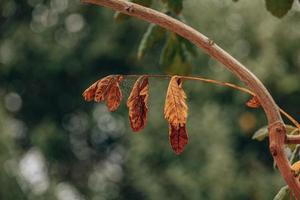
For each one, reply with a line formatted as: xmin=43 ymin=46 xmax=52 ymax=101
xmin=82 ymin=80 xmax=99 ymax=102
xmin=127 ymin=76 xmax=149 ymax=132
xmin=246 ymin=95 xmax=261 ymax=108
xmin=169 ymin=123 xmax=188 ymax=155
xmin=106 ymin=76 xmax=123 ymax=112
xmin=164 ymin=76 xmax=188 ymax=127
xmin=94 ymin=75 xmax=116 ymax=102
xmin=83 ymin=75 xmax=123 ymax=111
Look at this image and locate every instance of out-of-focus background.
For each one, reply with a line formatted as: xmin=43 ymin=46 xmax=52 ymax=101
xmin=0 ymin=0 xmax=300 ymax=199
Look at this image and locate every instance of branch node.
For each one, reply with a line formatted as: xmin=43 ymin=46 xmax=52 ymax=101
xmin=125 ymin=4 xmax=134 ymax=13
xmin=207 ymin=38 xmax=215 ymax=46
xmin=270 ymin=145 xmax=278 ymax=156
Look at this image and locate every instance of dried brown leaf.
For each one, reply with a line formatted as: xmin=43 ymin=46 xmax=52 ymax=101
xmin=164 ymin=76 xmax=188 ymax=127
xmin=105 ymin=75 xmax=123 ymax=112
xmin=246 ymin=95 xmax=261 ymax=108
xmin=83 ymin=75 xmax=123 ymax=112
xmin=82 ymin=81 xmax=99 ymax=102
xmin=127 ymin=76 xmax=149 ymax=132
xmin=94 ymin=75 xmax=116 ymax=102
xmin=169 ymin=123 xmax=188 ymax=155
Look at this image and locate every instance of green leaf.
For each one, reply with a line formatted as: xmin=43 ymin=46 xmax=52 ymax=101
xmin=159 ymin=33 xmax=193 ymax=75
xmin=137 ymin=24 xmax=166 ymax=60
xmin=114 ymin=12 xmax=130 ymax=22
xmin=265 ymin=0 xmax=294 ymax=18
xmin=179 ymin=36 xmax=197 ymax=57
xmin=160 ymin=33 xmax=179 ymax=69
xmin=273 ymin=186 xmax=290 ymax=200
xmin=252 ymin=125 xmax=299 ymax=141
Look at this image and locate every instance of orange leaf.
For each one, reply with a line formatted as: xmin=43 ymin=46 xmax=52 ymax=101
xmin=82 ymin=81 xmax=99 ymax=102
xmin=127 ymin=76 xmax=149 ymax=132
xmin=169 ymin=123 xmax=188 ymax=155
xmin=164 ymin=76 xmax=188 ymax=127
xmin=94 ymin=75 xmax=116 ymax=102
xmin=105 ymin=75 xmax=123 ymax=111
xmin=83 ymin=75 xmax=123 ymax=112
xmin=246 ymin=95 xmax=261 ymax=108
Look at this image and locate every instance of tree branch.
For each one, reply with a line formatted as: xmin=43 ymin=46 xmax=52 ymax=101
xmin=287 ymin=135 xmax=300 ymax=144
xmin=81 ymin=0 xmax=300 ymax=196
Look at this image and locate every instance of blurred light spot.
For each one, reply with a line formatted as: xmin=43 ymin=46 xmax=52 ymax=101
xmin=233 ymin=39 xmax=250 ymax=59
xmin=4 ymin=92 xmax=22 ymax=112
xmin=107 ymin=146 xmax=125 ymax=165
xmin=51 ymin=0 xmax=68 ymax=13
xmin=239 ymin=112 xmax=257 ymax=133
xmin=0 ymin=40 xmax=15 ymax=64
xmin=93 ymin=105 xmax=125 ymax=138
xmin=226 ymin=13 xmax=243 ymax=31
xmin=65 ymin=14 xmax=85 ymax=33
xmin=7 ymin=118 xmax=27 ymax=138
xmin=63 ymin=112 xmax=88 ymax=134
xmin=32 ymin=4 xmax=58 ymax=29
xmin=54 ymin=28 xmax=78 ymax=48
xmin=70 ymin=135 xmax=91 ymax=160
xmin=91 ymin=128 xmax=109 ymax=145
xmin=55 ymin=182 xmax=85 ymax=200
xmin=2 ymin=1 xmax=16 ymax=17
xmin=19 ymin=149 xmax=49 ymax=195
xmin=88 ymin=160 xmax=122 ymax=197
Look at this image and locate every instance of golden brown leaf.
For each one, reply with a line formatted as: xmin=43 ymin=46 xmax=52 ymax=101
xmin=83 ymin=75 xmax=124 ymax=111
xmin=82 ymin=81 xmax=99 ymax=102
xmin=164 ymin=76 xmax=188 ymax=127
xmin=169 ymin=123 xmax=188 ymax=155
xmin=106 ymin=76 xmax=123 ymax=112
xmin=94 ymin=75 xmax=115 ymax=102
xmin=246 ymin=95 xmax=261 ymax=108
xmin=127 ymin=76 xmax=149 ymax=132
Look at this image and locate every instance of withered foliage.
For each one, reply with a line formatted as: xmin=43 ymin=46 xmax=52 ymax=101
xmin=127 ymin=76 xmax=149 ymax=132
xmin=82 ymin=75 xmax=123 ymax=111
xmin=246 ymin=95 xmax=261 ymax=108
xmin=164 ymin=76 xmax=188 ymax=127
xmin=164 ymin=76 xmax=189 ymax=154
xmin=83 ymin=75 xmax=189 ymax=155
xmin=169 ymin=124 xmax=188 ymax=155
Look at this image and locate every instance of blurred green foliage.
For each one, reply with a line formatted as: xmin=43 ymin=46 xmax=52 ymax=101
xmin=0 ymin=0 xmax=300 ymax=200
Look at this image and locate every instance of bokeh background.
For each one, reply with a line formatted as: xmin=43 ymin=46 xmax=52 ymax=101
xmin=1 ymin=0 xmax=300 ymax=199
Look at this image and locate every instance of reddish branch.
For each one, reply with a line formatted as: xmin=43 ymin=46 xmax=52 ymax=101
xmin=81 ymin=0 xmax=300 ymax=196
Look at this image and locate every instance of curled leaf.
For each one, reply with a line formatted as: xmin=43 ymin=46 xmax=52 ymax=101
xmin=246 ymin=95 xmax=261 ymax=108
xmin=164 ymin=76 xmax=188 ymax=127
xmin=106 ymin=76 xmax=123 ymax=112
xmin=82 ymin=75 xmax=123 ymax=111
xmin=169 ymin=123 xmax=188 ymax=155
xmin=82 ymin=81 xmax=99 ymax=102
xmin=94 ymin=75 xmax=115 ymax=102
xmin=127 ymin=76 xmax=149 ymax=132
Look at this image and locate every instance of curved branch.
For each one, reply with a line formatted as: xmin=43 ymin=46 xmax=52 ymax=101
xmin=81 ymin=0 xmax=300 ymax=196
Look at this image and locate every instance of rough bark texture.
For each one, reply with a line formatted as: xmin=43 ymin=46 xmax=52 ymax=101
xmin=81 ymin=0 xmax=300 ymax=196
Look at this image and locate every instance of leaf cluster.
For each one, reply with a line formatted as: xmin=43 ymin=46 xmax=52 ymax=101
xmin=83 ymin=75 xmax=190 ymax=155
